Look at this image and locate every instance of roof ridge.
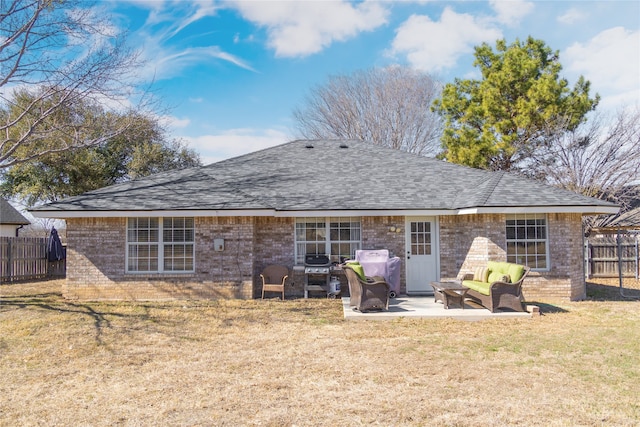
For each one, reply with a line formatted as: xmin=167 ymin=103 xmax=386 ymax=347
xmin=477 ymin=171 xmax=506 ymax=206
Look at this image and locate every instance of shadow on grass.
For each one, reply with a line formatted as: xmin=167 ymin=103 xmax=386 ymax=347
xmin=525 ymin=302 xmax=569 ymax=314
xmin=586 ymin=282 xmax=640 ymax=301
xmin=0 ymin=291 xmax=151 ymax=346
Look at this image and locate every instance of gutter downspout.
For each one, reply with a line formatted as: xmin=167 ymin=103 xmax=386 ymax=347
xmin=15 ymin=224 xmax=24 ymax=237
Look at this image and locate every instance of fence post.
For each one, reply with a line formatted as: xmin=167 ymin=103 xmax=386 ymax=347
xmin=584 ymin=238 xmax=588 ymax=280
xmin=8 ymin=238 xmax=13 ymax=281
xmin=636 ymin=235 xmax=638 ymax=280
xmin=585 ymin=239 xmax=593 ymax=279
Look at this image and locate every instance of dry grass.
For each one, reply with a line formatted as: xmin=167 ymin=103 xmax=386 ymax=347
xmin=1 ymin=279 xmax=640 ymax=426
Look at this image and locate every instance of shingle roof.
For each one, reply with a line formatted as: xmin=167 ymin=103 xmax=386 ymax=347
xmin=31 ymin=139 xmax=618 ymax=215
xmin=1 ymin=199 xmax=30 ymax=225
xmin=601 ymin=207 xmax=640 ymax=229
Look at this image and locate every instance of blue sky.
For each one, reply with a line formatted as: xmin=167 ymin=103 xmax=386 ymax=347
xmin=105 ymin=0 xmax=640 ymax=164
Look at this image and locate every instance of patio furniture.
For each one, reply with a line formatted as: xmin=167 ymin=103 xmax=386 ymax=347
xmin=343 ymin=263 xmax=390 ymax=312
xmin=431 ymin=281 xmax=469 ymax=309
xmin=355 ymin=249 xmax=401 ymax=298
xmin=461 ymin=261 xmax=530 ymax=312
xmin=260 ymin=265 xmax=289 ymax=300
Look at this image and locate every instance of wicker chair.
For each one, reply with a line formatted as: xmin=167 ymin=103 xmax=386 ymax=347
xmin=343 ymin=265 xmax=390 ymax=312
xmin=461 ymin=265 xmax=530 ymax=312
xmin=260 ymin=265 xmax=289 ymax=300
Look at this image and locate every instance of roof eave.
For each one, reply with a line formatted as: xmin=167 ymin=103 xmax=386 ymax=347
xmin=30 ymin=209 xmax=278 ymax=219
xmin=458 ymin=205 xmax=620 ymax=215
xmin=30 ymin=205 xmax=619 ymax=219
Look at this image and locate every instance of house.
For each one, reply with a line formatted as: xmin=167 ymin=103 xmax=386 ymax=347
xmin=1 ymin=199 xmax=30 ymax=237
xmin=30 ymin=139 xmax=618 ymax=301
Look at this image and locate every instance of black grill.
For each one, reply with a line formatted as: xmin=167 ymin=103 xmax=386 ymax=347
xmin=304 ymin=254 xmax=331 ymax=297
xmin=304 ymin=254 xmax=330 ymax=267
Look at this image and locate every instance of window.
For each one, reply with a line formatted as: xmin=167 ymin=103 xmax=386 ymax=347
xmin=295 ymin=217 xmax=361 ymax=263
xmin=506 ymin=214 xmax=548 ymax=269
xmin=127 ymin=217 xmax=194 ymax=273
xmin=409 ymin=221 xmax=432 ymax=255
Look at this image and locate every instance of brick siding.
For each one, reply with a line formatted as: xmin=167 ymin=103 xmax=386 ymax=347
xmin=64 ymin=217 xmax=254 ymax=300
xmin=64 ymin=213 xmax=585 ymax=301
xmin=439 ymin=213 xmax=585 ymax=301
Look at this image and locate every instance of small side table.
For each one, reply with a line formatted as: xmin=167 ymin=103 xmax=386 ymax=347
xmin=431 ymin=281 xmax=469 ymax=309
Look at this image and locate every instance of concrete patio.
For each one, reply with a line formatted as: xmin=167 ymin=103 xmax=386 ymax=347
xmin=342 ymin=296 xmax=537 ymax=321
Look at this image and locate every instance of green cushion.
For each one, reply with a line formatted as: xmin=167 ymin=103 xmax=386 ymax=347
xmin=488 ymin=271 xmax=503 ymax=283
xmin=489 ymin=261 xmax=511 ymax=275
xmin=462 ymin=280 xmax=491 ymax=296
xmin=487 ymin=261 xmax=501 ymax=274
xmin=346 ymin=262 xmax=366 ymax=280
xmin=489 ymin=271 xmax=513 ymax=283
xmin=485 ymin=261 xmax=525 ymax=283
xmin=508 ymin=263 xmax=525 ymax=283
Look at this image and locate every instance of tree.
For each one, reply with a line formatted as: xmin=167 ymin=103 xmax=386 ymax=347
xmin=432 ymin=37 xmax=599 ymax=171
xmin=0 ymin=111 xmax=201 ymax=206
xmin=0 ymin=0 xmax=143 ymax=168
xmin=526 ymin=108 xmax=640 ymax=233
xmin=293 ymin=66 xmax=443 ymax=156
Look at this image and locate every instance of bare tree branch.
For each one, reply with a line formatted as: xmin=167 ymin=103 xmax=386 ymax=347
xmin=526 ymin=108 xmax=640 ymax=233
xmin=293 ymin=66 xmax=443 ymax=156
xmin=0 ymin=0 xmax=146 ymax=168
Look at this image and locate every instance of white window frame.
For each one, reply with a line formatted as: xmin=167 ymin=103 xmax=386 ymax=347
xmin=126 ymin=217 xmax=195 ymax=273
xmin=506 ymin=213 xmax=549 ymax=271
xmin=295 ymin=217 xmax=361 ymax=264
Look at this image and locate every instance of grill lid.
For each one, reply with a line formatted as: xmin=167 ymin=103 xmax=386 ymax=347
xmin=304 ymin=254 xmax=330 ymax=266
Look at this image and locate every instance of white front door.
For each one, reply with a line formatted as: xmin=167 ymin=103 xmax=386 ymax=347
xmin=405 ymin=217 xmax=439 ymax=294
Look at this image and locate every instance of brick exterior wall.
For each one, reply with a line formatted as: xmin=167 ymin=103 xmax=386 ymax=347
xmin=64 ymin=217 xmax=254 ymax=300
xmin=439 ymin=213 xmax=585 ymax=301
xmin=253 ymin=217 xmax=297 ymax=297
xmin=362 ymin=216 xmax=406 ymax=293
xmin=64 ymin=213 xmax=585 ymax=301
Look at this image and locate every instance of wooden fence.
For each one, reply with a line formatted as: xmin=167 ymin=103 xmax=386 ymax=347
xmin=0 ymin=237 xmax=66 ymax=283
xmin=585 ymin=235 xmax=639 ymax=278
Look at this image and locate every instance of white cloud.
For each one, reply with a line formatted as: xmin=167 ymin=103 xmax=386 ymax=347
xmin=489 ymin=0 xmax=534 ymax=26
xmin=128 ymin=1 xmax=253 ymax=81
xmin=231 ymin=1 xmax=389 ymax=57
xmin=183 ymin=128 xmax=291 ymax=165
xmin=161 ymin=115 xmax=191 ymax=129
xmin=139 ymin=42 xmax=255 ymax=81
xmin=557 ymin=7 xmax=586 ymax=25
xmin=564 ymin=27 xmax=640 ymax=110
xmin=144 ymin=0 xmax=217 ymax=30
xmin=391 ymin=7 xmax=502 ymax=72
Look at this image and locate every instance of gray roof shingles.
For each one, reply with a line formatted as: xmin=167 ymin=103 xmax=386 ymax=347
xmin=1 ymin=199 xmax=30 ymax=224
xmin=31 ymin=139 xmax=617 ymax=214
